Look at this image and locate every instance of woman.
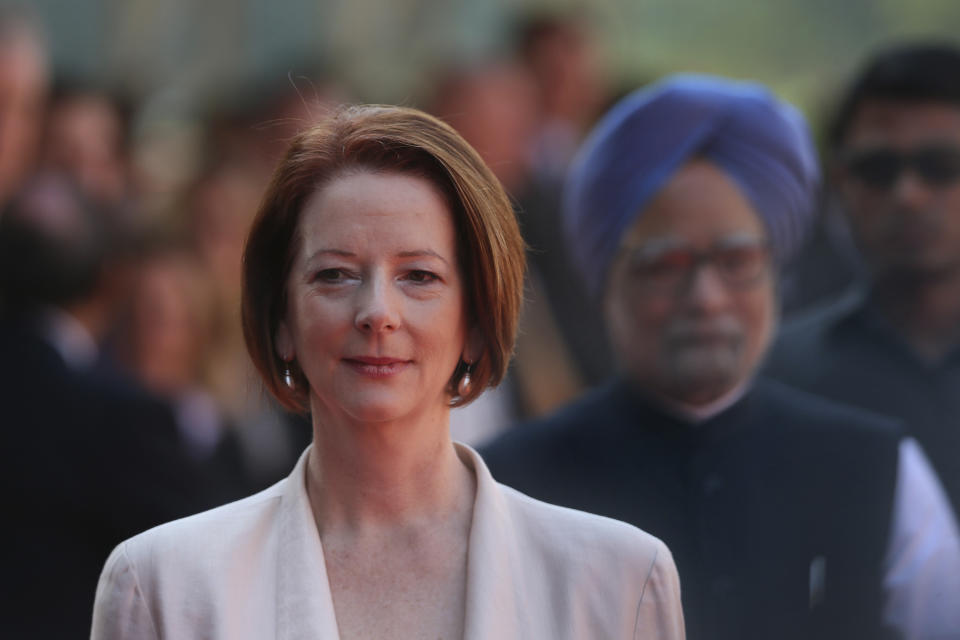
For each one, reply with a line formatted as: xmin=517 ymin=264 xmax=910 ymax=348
xmin=91 ymin=105 xmax=685 ymax=639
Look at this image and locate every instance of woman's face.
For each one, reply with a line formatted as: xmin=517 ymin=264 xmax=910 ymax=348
xmin=277 ymin=170 xmax=471 ymax=425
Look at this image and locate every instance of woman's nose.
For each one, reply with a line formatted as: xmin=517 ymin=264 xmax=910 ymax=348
xmin=354 ymin=277 xmax=401 ymax=332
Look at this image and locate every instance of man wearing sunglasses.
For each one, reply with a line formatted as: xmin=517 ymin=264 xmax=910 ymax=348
xmin=769 ymin=45 xmax=960 ymax=522
xmin=482 ymin=74 xmax=960 ymax=639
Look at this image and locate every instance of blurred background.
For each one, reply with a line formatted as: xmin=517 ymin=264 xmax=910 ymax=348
xmin=4 ymin=1 xmax=960 ymax=633
xmin=26 ymin=0 xmax=960 ymax=124
xmin=2 ymin=0 xmax=960 ymax=632
xmin=3 ymin=0 xmax=960 ymax=487
xmin=3 ymin=0 xmax=959 ymax=475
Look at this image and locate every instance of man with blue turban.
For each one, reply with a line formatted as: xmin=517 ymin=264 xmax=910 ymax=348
xmin=482 ymin=75 xmax=960 ymax=640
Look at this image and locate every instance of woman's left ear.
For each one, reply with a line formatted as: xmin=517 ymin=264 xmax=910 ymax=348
xmin=463 ymin=326 xmax=483 ymax=364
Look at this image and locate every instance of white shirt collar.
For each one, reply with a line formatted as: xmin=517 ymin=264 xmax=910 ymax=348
xmin=39 ymin=307 xmax=98 ymax=370
xmin=655 ymin=380 xmax=752 ymax=424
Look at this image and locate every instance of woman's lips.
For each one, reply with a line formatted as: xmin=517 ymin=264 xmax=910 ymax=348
xmin=343 ymin=357 xmax=411 ymax=378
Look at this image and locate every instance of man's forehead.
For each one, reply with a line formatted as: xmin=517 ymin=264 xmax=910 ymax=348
xmin=618 ymin=161 xmax=766 ymax=246
xmin=623 ymin=231 xmax=765 ymax=254
xmin=845 ymin=100 xmax=960 ymax=147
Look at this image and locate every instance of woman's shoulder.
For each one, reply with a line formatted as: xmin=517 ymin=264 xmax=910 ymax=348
xmin=112 ymin=478 xmax=288 ymax=575
xmin=92 ymin=481 xmax=290 ymax=639
xmin=489 ymin=482 xmax=685 ymax=638
xmin=463 ymin=441 xmax=670 ymax=575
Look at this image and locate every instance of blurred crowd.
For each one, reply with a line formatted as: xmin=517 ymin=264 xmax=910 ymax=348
xmin=0 ymin=10 xmax=623 ymax=476
xmin=0 ymin=11 xmax=621 ymax=632
xmin=3 ymin=4 xmax=959 ymax=638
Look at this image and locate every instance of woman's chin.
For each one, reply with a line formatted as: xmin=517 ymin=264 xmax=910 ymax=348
xmin=310 ymin=384 xmax=451 ymax=427
xmin=335 ymin=391 xmax=422 ymax=425
xmin=346 ymin=404 xmax=409 ymax=424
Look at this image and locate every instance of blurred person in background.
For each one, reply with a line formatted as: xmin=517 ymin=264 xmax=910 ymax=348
xmin=428 ymin=60 xmax=572 ymax=439
xmin=179 ymin=73 xmax=350 ymax=485
xmin=0 ymin=173 xmax=209 ymax=636
xmin=429 ymin=61 xmax=539 ymax=196
xmin=92 ymin=104 xmax=684 ymax=640
xmin=40 ymin=81 xmax=132 ymax=213
xmin=483 ymin=75 xmax=960 ymax=639
xmin=204 ymin=63 xmax=348 ymax=178
xmin=429 ymin=48 xmax=611 ymax=430
xmin=512 ymin=12 xmax=615 ymax=391
xmin=0 ymin=7 xmax=48 ymax=205
xmin=776 ymin=193 xmax=864 ymax=315
xmin=184 ymin=157 xmax=310 ymax=487
xmin=768 ymin=43 xmax=960 ymax=521
xmin=516 ymin=12 xmax=608 ymax=185
xmin=115 ymin=238 xmax=251 ymax=503
xmin=187 ymin=157 xmax=263 ymax=331
xmin=36 ymin=78 xmax=145 ymax=368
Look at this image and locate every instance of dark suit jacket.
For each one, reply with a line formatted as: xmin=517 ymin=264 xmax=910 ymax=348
xmin=0 ymin=316 xmax=211 ymax=637
xmin=768 ymin=289 xmax=960 ymax=516
xmin=481 ymin=377 xmax=901 ymax=640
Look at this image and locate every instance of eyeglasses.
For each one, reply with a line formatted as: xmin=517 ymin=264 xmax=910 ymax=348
xmin=618 ymin=236 xmax=771 ymax=294
xmin=842 ymin=145 xmax=960 ymax=190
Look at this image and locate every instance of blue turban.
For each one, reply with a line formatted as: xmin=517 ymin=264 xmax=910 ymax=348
xmin=563 ymin=74 xmax=821 ymax=295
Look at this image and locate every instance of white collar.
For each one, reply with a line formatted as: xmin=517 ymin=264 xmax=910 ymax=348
xmin=656 ymin=380 xmax=752 ymax=424
xmin=39 ymin=307 xmax=98 ymax=370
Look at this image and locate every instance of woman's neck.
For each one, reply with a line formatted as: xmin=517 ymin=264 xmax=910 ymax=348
xmin=306 ymin=406 xmax=475 ymax=536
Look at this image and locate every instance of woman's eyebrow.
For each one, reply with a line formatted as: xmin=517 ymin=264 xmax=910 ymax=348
xmin=304 ymin=248 xmax=356 ymax=262
xmin=397 ymin=249 xmax=450 ymax=266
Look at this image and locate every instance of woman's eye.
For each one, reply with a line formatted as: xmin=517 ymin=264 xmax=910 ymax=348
xmin=406 ymin=270 xmax=440 ymax=284
xmin=314 ymin=268 xmax=346 ymax=283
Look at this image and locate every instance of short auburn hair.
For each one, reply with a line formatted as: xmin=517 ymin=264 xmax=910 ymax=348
xmin=241 ymin=104 xmax=526 ymax=413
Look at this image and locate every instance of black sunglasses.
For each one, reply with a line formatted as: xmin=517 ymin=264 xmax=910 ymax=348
xmin=842 ymin=145 xmax=960 ymax=189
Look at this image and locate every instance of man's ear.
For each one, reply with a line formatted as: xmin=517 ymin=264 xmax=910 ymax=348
xmin=275 ymin=321 xmax=294 ymax=362
xmin=464 ymin=326 xmax=484 ymax=364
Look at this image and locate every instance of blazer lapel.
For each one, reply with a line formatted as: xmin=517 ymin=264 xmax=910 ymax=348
xmin=458 ymin=444 xmax=528 ymax=640
xmin=276 ymin=447 xmax=342 ymax=640
xmin=273 ymin=444 xmax=528 ymax=640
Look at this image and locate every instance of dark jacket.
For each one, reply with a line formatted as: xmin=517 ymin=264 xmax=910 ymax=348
xmin=481 ymin=377 xmax=901 ymax=640
xmin=0 ymin=317 xmax=211 ymax=637
xmin=768 ymin=290 xmax=960 ymax=516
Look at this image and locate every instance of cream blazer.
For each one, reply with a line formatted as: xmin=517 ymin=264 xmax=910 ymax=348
xmin=91 ymin=444 xmax=684 ymax=639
